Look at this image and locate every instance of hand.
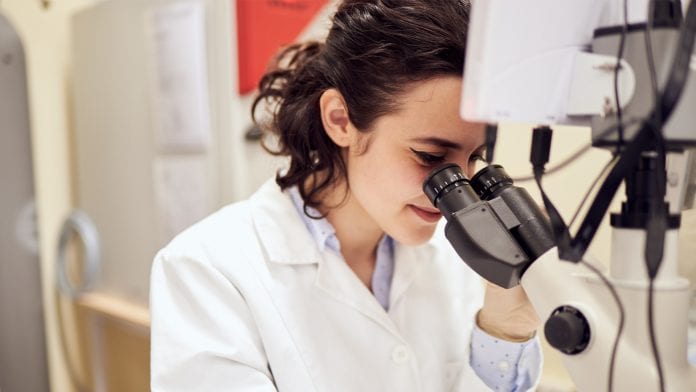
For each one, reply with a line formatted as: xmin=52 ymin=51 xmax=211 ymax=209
xmin=476 ymin=282 xmax=540 ymax=342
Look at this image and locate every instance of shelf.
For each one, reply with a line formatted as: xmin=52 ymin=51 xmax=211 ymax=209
xmin=77 ymin=292 xmax=150 ymax=331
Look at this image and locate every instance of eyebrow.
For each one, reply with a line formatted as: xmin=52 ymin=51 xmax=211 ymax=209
xmin=410 ymin=137 xmax=462 ymax=149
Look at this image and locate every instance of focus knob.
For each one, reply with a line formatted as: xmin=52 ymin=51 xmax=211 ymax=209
xmin=544 ymin=306 xmax=590 ymax=355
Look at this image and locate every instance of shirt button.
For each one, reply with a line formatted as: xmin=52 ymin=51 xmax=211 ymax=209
xmin=391 ymin=345 xmax=410 ymax=364
xmin=498 ymin=360 xmax=510 ymax=372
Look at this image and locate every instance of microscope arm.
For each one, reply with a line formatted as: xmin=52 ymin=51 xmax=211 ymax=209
xmin=521 ymin=234 xmax=696 ymax=391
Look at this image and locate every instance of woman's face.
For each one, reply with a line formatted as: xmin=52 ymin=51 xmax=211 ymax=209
xmin=345 ymin=76 xmax=486 ymax=245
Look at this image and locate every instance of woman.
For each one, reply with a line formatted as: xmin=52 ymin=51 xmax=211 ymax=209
xmin=150 ymin=0 xmax=542 ymax=390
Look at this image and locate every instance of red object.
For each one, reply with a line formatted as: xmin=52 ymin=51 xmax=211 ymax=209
xmin=236 ymin=0 xmax=327 ymax=95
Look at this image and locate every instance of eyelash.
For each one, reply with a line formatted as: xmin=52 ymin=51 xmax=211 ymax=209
xmin=410 ymin=148 xmax=486 ymax=166
xmin=470 ymin=154 xmax=486 ymax=163
xmin=411 ymin=148 xmax=446 ymax=165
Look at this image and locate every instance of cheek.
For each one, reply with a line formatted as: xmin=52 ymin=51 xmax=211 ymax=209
xmin=410 ymin=166 xmax=434 ymax=199
xmin=370 ymin=156 xmax=430 ymax=200
xmin=349 ymin=152 xmax=428 ymax=209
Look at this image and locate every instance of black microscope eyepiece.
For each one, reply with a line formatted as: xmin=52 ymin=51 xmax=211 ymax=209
xmin=470 ymin=164 xmax=513 ymax=200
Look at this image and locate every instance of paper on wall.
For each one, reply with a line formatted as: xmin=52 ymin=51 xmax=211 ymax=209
xmin=153 ymin=156 xmax=211 ymax=245
xmin=144 ymin=1 xmax=212 ymax=152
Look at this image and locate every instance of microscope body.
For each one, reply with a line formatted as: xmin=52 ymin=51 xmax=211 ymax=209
xmin=426 ymin=160 xmax=696 ymax=391
xmin=436 ymin=0 xmax=696 ymax=390
xmin=524 ymin=238 xmax=695 ymax=391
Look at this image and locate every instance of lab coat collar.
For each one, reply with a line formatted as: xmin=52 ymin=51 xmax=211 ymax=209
xmin=251 ymin=179 xmax=322 ymax=265
xmin=313 ymin=235 xmax=436 ymax=339
xmin=314 ymin=250 xmax=405 ymax=337
xmin=390 ymin=242 xmax=435 ymax=308
xmin=251 ymin=178 xmax=438 ymax=300
xmin=251 ymin=179 xmax=439 ymax=337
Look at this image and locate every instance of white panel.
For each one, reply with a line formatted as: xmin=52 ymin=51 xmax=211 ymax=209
xmin=462 ymin=0 xmax=650 ymax=125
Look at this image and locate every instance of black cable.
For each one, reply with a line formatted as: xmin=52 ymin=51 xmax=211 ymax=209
xmin=530 ymin=128 xmax=622 ymax=392
xmin=534 ymin=168 xmax=572 ymax=250
xmin=513 ymin=0 xmax=623 ymax=185
xmin=644 ymin=149 xmax=667 ymax=392
xmin=512 ymin=117 xmax=642 ymax=183
xmin=568 ymin=155 xmax=619 ymax=229
xmin=643 ymin=148 xmax=668 ymax=392
xmin=643 ymin=0 xmax=696 ymax=387
xmin=614 ymin=0 xmax=629 ymax=150
xmin=565 ymin=0 xmax=630 ymax=233
xmin=644 ymin=2 xmax=668 ymax=390
xmin=645 ymin=0 xmax=663 ymax=128
xmin=531 ymin=133 xmax=624 ymax=392
xmin=523 ymin=2 xmax=695 ymax=389
xmin=485 ymin=124 xmax=498 ymax=163
xmin=580 ymin=260 xmax=625 ymax=392
xmin=561 ymin=0 xmax=696 ymax=262
xmin=647 ymin=277 xmax=665 ymax=392
xmin=530 ymin=127 xmax=573 ymax=247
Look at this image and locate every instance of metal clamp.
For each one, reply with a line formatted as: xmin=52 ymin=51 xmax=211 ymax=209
xmin=56 ymin=209 xmax=100 ymax=298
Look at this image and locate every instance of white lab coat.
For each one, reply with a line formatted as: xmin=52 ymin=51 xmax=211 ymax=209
xmin=150 ymin=179 xmax=495 ymax=391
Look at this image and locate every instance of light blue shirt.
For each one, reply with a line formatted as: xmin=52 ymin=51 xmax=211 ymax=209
xmin=288 ymin=187 xmax=541 ymax=391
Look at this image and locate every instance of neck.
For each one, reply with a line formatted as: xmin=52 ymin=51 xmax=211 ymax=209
xmin=315 ymin=179 xmax=384 ymax=282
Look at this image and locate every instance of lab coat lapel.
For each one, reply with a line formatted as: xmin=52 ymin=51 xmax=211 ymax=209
xmin=314 ymin=250 xmax=405 ymax=340
xmin=251 ymin=179 xmax=431 ymax=340
xmin=389 ymin=241 xmax=435 ymax=309
xmin=251 ymin=180 xmax=321 ymax=265
xmin=251 ymin=180 xmax=401 ymax=337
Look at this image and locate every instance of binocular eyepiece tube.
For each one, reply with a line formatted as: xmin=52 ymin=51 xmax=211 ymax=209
xmin=423 ymin=163 xmax=554 ymax=288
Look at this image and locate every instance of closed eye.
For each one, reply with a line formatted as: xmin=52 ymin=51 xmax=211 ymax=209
xmin=410 ymin=148 xmax=446 ymax=165
xmin=470 ymin=153 xmax=486 ymax=163
xmin=467 ymin=151 xmax=488 ymax=175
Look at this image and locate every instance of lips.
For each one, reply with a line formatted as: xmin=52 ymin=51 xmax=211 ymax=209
xmin=409 ymin=205 xmax=442 ymax=223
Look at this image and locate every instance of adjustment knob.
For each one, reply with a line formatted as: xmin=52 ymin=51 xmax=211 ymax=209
xmin=544 ymin=306 xmax=591 ymax=355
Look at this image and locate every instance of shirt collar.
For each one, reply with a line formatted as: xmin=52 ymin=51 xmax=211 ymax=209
xmin=287 ymin=186 xmax=395 ymax=256
xmin=287 ymin=186 xmax=342 ymax=254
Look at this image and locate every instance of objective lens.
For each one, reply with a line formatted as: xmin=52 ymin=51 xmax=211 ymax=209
xmin=470 ymin=164 xmax=513 ymax=200
xmin=423 ymin=163 xmax=480 ymax=218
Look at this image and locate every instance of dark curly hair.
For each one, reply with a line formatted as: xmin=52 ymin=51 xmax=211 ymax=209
xmin=252 ymin=0 xmax=471 ymax=217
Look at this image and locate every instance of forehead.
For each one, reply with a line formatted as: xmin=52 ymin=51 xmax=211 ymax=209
xmin=374 ymin=77 xmax=485 ymax=146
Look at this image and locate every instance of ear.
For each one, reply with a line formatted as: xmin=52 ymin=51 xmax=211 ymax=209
xmin=319 ymin=88 xmax=354 ymax=148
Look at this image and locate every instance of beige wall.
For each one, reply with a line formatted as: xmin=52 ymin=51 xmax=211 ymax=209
xmin=1 ymin=0 xmax=98 ymax=390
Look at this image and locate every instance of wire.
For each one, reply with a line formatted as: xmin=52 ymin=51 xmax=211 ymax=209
xmin=565 ymin=0 xmax=631 ymax=232
xmin=512 ymin=0 xmax=627 ymax=185
xmin=614 ymin=0 xmax=629 ymax=151
xmin=512 ymin=117 xmax=642 ymax=183
xmin=568 ymin=155 xmax=619 ymax=229
xmin=647 ymin=277 xmax=665 ymax=392
xmin=644 ymin=2 xmax=667 ymax=390
xmin=645 ymin=0 xmax=662 ymax=127
xmin=580 ymin=260 xmax=625 ymax=392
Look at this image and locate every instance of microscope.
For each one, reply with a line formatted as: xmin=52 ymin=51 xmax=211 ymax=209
xmin=426 ymin=0 xmax=696 ymax=390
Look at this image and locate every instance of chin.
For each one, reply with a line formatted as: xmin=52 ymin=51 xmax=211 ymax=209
xmin=390 ymin=224 xmax=437 ymax=246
